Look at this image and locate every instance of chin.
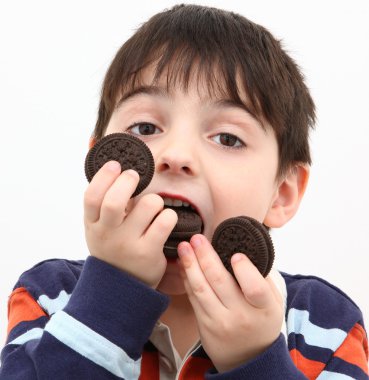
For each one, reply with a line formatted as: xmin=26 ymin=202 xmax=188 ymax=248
xmin=157 ymin=266 xmax=187 ymax=295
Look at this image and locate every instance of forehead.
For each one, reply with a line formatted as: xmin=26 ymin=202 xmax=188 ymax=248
xmin=117 ymin=61 xmax=259 ymax=120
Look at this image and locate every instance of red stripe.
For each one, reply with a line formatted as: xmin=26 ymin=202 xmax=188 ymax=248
xmin=334 ymin=323 xmax=368 ymax=375
xmin=7 ymin=287 xmax=47 ymax=334
xmin=178 ymin=356 xmax=213 ymax=380
xmin=289 ymin=348 xmax=325 ymax=380
xmin=139 ymin=350 xmax=159 ymax=380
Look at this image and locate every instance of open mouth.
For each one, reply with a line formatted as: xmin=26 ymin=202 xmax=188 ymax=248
xmin=162 ymin=197 xmax=204 ymax=258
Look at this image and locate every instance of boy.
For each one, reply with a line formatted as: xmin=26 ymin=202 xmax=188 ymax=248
xmin=1 ymin=4 xmax=367 ymax=379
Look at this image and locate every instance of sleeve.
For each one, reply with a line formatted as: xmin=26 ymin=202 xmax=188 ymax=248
xmin=284 ymin=276 xmax=369 ymax=380
xmin=204 ymin=321 xmax=368 ymax=380
xmin=205 ymin=334 xmax=309 ymax=380
xmin=317 ymin=322 xmax=368 ymax=379
xmin=205 ymin=274 xmax=369 ymax=380
xmin=0 ymin=257 xmax=169 ymax=380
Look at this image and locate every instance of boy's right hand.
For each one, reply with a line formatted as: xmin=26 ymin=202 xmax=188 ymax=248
xmin=83 ymin=160 xmax=178 ymax=288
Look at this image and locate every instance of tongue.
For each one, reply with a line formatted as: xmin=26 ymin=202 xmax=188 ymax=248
xmin=163 ymin=207 xmax=203 ymax=258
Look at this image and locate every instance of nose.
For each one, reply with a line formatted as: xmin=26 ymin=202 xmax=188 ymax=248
xmin=155 ymin=136 xmax=198 ymax=177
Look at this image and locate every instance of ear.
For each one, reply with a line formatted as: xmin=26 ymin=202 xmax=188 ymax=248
xmin=264 ymin=164 xmax=309 ymax=228
xmin=88 ymin=137 xmax=96 ymax=149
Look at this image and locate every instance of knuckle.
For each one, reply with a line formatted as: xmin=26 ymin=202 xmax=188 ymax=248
xmin=84 ymin=192 xmax=100 ymax=209
xmin=246 ymin=284 xmax=265 ymax=300
xmin=193 ymin=282 xmax=207 ymax=296
xmin=239 ymin=317 xmax=252 ymax=332
xmin=92 ymin=228 xmax=109 ymax=242
xmin=102 ymin=200 xmax=120 ymax=214
xmin=213 ymin=319 xmax=232 ymax=336
xmin=211 ymin=272 xmax=225 ymax=287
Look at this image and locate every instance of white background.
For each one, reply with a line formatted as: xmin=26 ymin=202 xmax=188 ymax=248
xmin=0 ymin=0 xmax=368 ymax=347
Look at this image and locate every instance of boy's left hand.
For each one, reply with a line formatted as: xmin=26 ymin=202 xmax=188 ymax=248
xmin=178 ymin=234 xmax=283 ymax=373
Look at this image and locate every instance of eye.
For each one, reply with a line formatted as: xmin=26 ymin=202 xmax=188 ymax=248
xmin=128 ymin=122 xmax=160 ymax=136
xmin=212 ymin=133 xmax=245 ymax=149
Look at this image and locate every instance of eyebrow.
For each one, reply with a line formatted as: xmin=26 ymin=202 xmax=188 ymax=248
xmin=115 ymin=85 xmax=263 ymax=128
xmin=213 ymin=99 xmax=259 ymax=123
xmin=115 ymin=86 xmax=168 ymax=109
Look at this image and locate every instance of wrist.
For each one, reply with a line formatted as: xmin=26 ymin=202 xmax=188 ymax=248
xmin=64 ymin=256 xmax=169 ymax=358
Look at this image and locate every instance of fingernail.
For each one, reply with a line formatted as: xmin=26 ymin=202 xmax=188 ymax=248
xmin=191 ymin=235 xmax=202 ymax=249
xmin=125 ymin=169 xmax=139 ymax=179
xmin=231 ymin=253 xmax=245 ymax=263
xmin=178 ymin=243 xmax=189 ymax=257
xmin=106 ymin=160 xmax=121 ymax=171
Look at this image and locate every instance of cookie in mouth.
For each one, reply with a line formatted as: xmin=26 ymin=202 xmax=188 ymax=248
xmin=163 ymin=204 xmax=203 ymax=258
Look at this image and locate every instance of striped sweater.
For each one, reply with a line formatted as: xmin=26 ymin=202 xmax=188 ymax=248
xmin=0 ymin=256 xmax=368 ymax=379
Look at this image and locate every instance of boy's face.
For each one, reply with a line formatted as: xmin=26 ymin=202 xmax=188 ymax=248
xmin=104 ymin=68 xmax=281 ymax=295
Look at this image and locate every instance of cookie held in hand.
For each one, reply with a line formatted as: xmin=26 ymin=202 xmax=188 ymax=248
xmin=211 ymin=216 xmax=274 ymax=277
xmin=85 ymin=133 xmax=155 ymax=197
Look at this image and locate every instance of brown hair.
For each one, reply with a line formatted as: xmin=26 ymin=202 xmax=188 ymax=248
xmin=93 ymin=4 xmax=315 ymax=177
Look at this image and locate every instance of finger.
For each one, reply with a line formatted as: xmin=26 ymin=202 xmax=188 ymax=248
xmin=143 ymin=206 xmax=178 ymax=246
xmin=177 ymin=241 xmax=224 ymax=315
xmin=177 ymin=258 xmax=209 ymax=315
xmin=189 ymin=235 xmax=241 ymax=308
xmin=99 ymin=169 xmax=140 ymax=227
xmin=84 ymin=161 xmax=122 ymax=223
xmin=231 ymin=253 xmax=274 ymax=309
xmin=265 ymin=275 xmax=283 ymax=306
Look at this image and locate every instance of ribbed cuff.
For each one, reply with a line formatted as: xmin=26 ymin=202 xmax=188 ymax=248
xmin=206 ymin=334 xmax=307 ymax=380
xmin=64 ymin=256 xmax=169 ymax=359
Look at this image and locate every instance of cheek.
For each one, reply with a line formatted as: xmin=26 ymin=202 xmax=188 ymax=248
xmin=209 ymin=168 xmax=276 ymax=222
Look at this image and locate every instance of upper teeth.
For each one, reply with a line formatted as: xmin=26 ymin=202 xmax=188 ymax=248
xmin=163 ymin=197 xmax=191 ymax=208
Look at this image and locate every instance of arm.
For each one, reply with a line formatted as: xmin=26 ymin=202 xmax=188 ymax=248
xmin=0 ymin=257 xmax=168 ymax=380
xmin=177 ymin=234 xmax=306 ymax=379
xmin=177 ymin=235 xmax=369 ymax=379
xmin=318 ymin=322 xmax=368 ymax=379
xmin=285 ymin=276 xmax=369 ymax=380
xmin=1 ymin=161 xmax=176 ymax=379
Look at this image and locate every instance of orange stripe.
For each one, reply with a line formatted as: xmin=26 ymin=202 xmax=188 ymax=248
xmin=289 ymin=348 xmax=325 ymax=380
xmin=334 ymin=323 xmax=368 ymax=375
xmin=139 ymin=350 xmax=159 ymax=380
xmin=7 ymin=287 xmax=47 ymax=335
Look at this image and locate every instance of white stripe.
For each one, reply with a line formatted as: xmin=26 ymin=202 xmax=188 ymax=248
xmin=287 ymin=308 xmax=347 ymax=351
xmin=44 ymin=311 xmax=141 ymax=379
xmin=8 ymin=327 xmax=43 ymax=345
xmin=317 ymin=371 xmax=356 ymax=379
xmin=38 ymin=290 xmax=71 ymax=315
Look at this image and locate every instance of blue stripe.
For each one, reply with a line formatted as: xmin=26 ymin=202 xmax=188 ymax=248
xmin=324 ymin=356 xmax=369 ymax=380
xmin=287 ymin=308 xmax=347 ymax=351
xmin=44 ymin=311 xmax=141 ymax=379
xmin=38 ymin=290 xmax=71 ymax=315
xmin=7 ymin=316 xmax=48 ymax=344
xmin=317 ymin=371 xmax=356 ymax=379
xmin=7 ymin=328 xmax=43 ymax=345
xmin=287 ymin=333 xmax=332 ymax=363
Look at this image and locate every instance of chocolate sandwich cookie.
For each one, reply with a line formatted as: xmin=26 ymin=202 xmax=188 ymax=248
xmin=241 ymin=216 xmax=275 ymax=278
xmin=211 ymin=216 xmax=274 ymax=278
xmin=85 ymin=133 xmax=155 ymax=197
xmin=163 ymin=207 xmax=203 ymax=258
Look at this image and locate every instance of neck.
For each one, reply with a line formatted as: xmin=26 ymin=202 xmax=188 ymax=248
xmin=160 ymin=294 xmax=199 ymax=358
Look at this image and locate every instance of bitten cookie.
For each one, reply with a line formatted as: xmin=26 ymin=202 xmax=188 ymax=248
xmin=211 ymin=216 xmax=274 ymax=277
xmin=163 ymin=207 xmax=203 ymax=258
xmin=84 ymin=133 xmax=155 ymax=197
